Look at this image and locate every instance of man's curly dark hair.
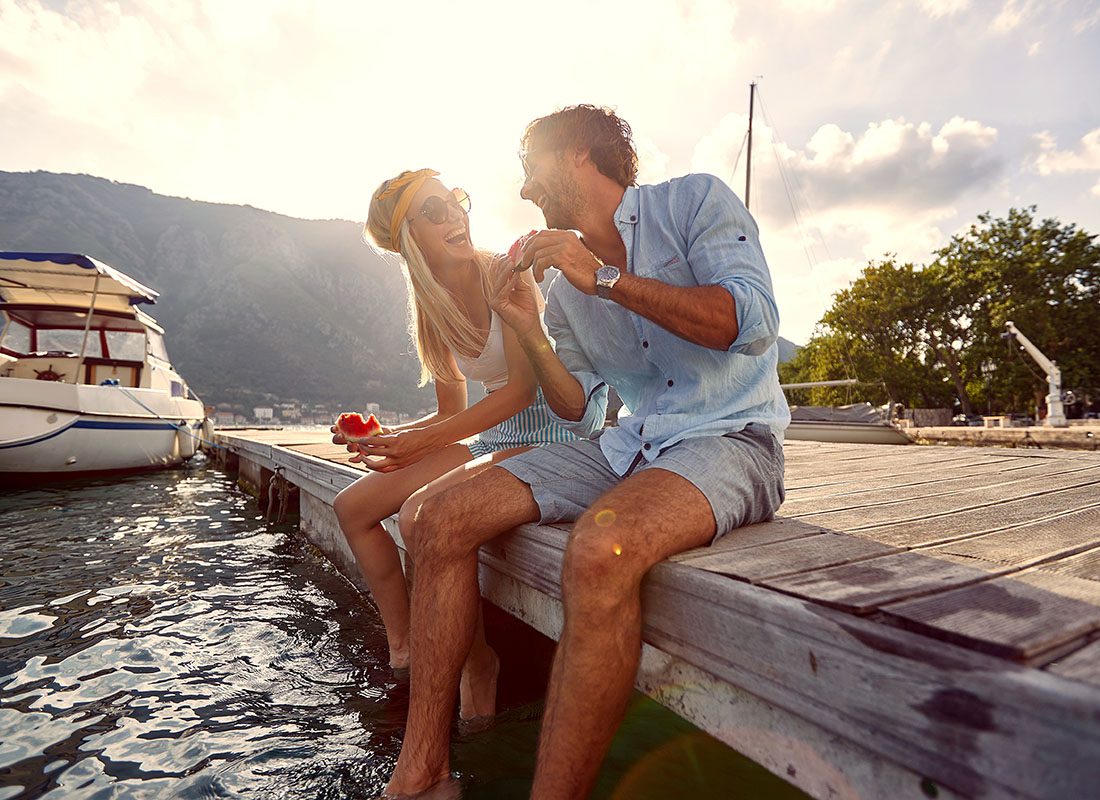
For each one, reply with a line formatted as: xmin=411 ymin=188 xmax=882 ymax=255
xmin=521 ymin=104 xmax=639 ymax=187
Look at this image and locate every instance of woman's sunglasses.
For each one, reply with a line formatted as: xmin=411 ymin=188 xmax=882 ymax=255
xmin=409 ymin=188 xmax=471 ymax=225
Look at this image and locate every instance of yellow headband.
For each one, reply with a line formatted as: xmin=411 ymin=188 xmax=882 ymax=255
xmin=380 ymin=169 xmax=439 ymax=250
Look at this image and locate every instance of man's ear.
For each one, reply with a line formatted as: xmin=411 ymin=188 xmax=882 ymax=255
xmin=571 ymin=147 xmax=592 ymax=167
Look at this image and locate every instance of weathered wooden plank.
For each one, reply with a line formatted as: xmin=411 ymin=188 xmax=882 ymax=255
xmin=931 ymin=505 xmax=1100 ymax=566
xmin=882 ymin=557 xmax=1100 ymax=661
xmin=1036 ymin=546 xmax=1100 ymax=580
xmin=782 ymin=460 xmax=1095 ymax=516
xmin=782 ymin=453 xmax=1025 ymax=494
xmin=1047 ymin=639 xmax=1100 ymax=687
xmin=671 ymin=517 xmax=828 ymax=563
xmin=676 ymin=532 xmax=901 ymax=582
xmin=798 ymin=468 xmax=1100 ymax=532
xmin=784 ymin=449 xmax=980 ymax=483
xmin=763 ymin=551 xmax=1002 ymax=613
xmin=842 ymin=484 xmax=1100 ymax=549
xmin=765 ymin=504 xmax=1100 ymax=613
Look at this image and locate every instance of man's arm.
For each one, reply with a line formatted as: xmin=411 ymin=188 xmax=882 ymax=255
xmin=520 ymin=175 xmax=779 ymax=356
xmin=601 ymin=275 xmax=737 ymax=350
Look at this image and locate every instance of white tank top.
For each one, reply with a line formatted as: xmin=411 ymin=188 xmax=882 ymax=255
xmin=452 ymin=311 xmax=509 ymax=392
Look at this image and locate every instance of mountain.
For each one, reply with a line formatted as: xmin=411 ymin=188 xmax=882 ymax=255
xmin=0 ymin=171 xmax=428 ymax=413
xmin=777 ymin=336 xmax=800 ymax=363
xmin=0 ymin=171 xmax=803 ymax=412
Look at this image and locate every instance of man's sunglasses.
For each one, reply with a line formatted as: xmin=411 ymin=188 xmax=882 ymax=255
xmin=409 ymin=188 xmax=471 ymax=225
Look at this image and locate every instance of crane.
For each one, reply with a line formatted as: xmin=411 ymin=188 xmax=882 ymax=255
xmin=1003 ymin=321 xmax=1068 ymax=428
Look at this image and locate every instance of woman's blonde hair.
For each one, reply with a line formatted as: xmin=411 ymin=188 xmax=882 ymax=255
xmin=365 ymin=170 xmax=495 ymax=387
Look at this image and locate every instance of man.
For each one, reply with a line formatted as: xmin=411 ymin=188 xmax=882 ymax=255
xmin=380 ymin=104 xmax=789 ymax=799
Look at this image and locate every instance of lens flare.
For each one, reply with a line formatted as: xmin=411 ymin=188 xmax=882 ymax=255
xmin=594 ymin=509 xmax=616 ymax=527
xmin=612 ymin=543 xmax=623 ymax=556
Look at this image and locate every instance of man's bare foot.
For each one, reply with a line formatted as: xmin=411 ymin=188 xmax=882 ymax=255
xmin=379 ymin=772 xmax=460 ymax=799
xmin=458 ymin=648 xmax=499 ymax=723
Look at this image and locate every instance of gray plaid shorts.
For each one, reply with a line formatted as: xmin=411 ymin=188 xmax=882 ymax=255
xmin=496 ymin=423 xmax=785 ymax=541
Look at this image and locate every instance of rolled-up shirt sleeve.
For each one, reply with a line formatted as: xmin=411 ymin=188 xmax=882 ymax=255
xmin=682 ymin=174 xmax=780 ymax=356
xmin=544 ymin=288 xmax=609 ymax=437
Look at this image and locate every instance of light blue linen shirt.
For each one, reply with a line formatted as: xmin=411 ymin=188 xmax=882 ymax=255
xmin=544 ymin=173 xmax=791 ymax=476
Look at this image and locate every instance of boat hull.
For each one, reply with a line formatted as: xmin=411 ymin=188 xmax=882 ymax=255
xmin=786 ymin=420 xmax=911 ymax=445
xmin=0 ymin=378 xmax=204 ymax=475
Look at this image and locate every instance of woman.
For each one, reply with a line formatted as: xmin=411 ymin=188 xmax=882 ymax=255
xmin=331 ymin=168 xmax=578 ymax=722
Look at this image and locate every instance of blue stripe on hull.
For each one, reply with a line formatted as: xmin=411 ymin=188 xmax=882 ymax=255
xmin=0 ymin=418 xmax=186 ymax=450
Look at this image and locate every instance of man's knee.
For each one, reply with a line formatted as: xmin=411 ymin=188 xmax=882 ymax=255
xmin=408 ymin=484 xmax=475 ymax=563
xmin=560 ymin=516 xmax=651 ymax=609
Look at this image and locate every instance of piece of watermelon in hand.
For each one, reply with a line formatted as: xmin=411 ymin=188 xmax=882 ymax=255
xmin=508 ymin=230 xmax=539 ymax=270
xmin=335 ymin=412 xmax=384 ymax=442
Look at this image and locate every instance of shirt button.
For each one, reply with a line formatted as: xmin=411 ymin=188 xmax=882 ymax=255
xmin=642 ymin=340 xmax=649 ymax=349
xmin=738 ymin=235 xmax=747 ymax=241
xmin=667 ymin=379 xmax=674 ymax=387
xmin=643 ymin=443 xmax=652 ymax=450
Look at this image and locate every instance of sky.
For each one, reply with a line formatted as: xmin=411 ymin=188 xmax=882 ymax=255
xmin=2 ymin=0 xmax=1099 ymax=344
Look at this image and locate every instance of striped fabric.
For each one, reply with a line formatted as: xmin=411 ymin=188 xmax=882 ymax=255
xmin=467 ymin=387 xmax=580 ymax=458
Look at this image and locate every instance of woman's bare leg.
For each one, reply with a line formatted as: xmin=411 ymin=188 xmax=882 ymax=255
xmin=399 ymin=446 xmax=530 ymax=717
xmin=332 ymin=443 xmax=473 ymax=667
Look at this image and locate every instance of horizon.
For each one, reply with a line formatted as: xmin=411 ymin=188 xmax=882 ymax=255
xmin=2 ymin=0 xmax=1099 ymax=343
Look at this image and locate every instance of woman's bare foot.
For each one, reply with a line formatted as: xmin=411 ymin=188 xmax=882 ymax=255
xmin=458 ymin=648 xmax=499 ymax=724
xmin=389 ymin=647 xmax=410 ymax=671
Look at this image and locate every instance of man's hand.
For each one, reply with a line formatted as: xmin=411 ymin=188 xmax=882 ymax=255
xmin=351 ymin=427 xmax=438 ymax=472
xmin=515 ymin=230 xmax=602 ymax=294
xmin=490 ymin=254 xmax=543 ymax=338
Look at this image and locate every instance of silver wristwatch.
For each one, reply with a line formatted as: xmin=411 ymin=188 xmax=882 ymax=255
xmin=595 ymin=264 xmax=621 ymax=299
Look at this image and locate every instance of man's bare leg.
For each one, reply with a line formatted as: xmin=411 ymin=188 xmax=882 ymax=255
xmin=531 ymin=468 xmax=716 ymax=800
xmin=384 ymin=466 xmax=540 ymax=796
xmin=398 ymin=447 xmax=532 ymax=722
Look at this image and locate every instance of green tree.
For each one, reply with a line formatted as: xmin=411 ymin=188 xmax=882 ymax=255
xmin=779 ymin=258 xmax=953 ymax=409
xmin=930 ymin=207 xmax=1100 ymax=417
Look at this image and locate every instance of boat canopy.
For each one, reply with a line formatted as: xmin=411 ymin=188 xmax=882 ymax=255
xmin=0 ymin=252 xmax=159 ymax=314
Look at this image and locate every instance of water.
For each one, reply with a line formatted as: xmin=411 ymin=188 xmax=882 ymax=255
xmin=0 ymin=463 xmax=807 ymax=799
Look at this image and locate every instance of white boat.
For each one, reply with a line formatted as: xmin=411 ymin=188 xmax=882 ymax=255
xmin=785 ymin=402 xmax=911 ymax=446
xmin=0 ymin=252 xmax=206 ymax=478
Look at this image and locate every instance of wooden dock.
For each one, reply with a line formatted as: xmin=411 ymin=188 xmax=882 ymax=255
xmin=212 ymin=429 xmax=1100 ymax=800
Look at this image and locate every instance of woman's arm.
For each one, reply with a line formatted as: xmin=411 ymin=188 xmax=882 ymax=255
xmin=386 ymin=364 xmax=468 ymax=432
xmin=414 ymin=314 xmax=538 ymax=446
xmin=355 ymin=301 xmax=540 ymax=472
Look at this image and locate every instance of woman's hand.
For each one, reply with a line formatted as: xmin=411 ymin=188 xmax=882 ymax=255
xmin=490 ymin=254 xmax=543 ymax=338
xmin=351 ymin=427 xmax=440 ymax=472
xmin=333 ymin=423 xmax=392 ymax=453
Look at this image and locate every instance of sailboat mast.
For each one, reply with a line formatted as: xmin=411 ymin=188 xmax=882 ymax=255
xmin=745 ymin=81 xmax=756 ymax=210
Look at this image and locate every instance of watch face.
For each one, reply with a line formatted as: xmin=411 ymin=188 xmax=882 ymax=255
xmin=596 ymin=265 xmax=620 ymax=284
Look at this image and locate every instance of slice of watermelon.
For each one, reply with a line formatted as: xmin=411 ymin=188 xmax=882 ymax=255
xmin=508 ymin=230 xmax=539 ymax=267
xmin=335 ymin=412 xmax=384 ymax=441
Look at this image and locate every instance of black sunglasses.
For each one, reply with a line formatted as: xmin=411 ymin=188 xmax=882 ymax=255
xmin=409 ymin=188 xmax=471 ymax=225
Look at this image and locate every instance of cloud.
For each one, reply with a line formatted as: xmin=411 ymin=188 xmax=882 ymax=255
xmin=1027 ymin=40 xmax=1042 ymax=56
xmin=771 ymin=116 xmax=1002 ymax=213
xmin=993 ymin=0 xmax=1042 ymax=33
xmin=1073 ymin=6 xmax=1100 ymax=33
xmin=1031 ymin=129 xmax=1100 ymax=175
xmin=919 ymin=0 xmax=971 ymax=18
